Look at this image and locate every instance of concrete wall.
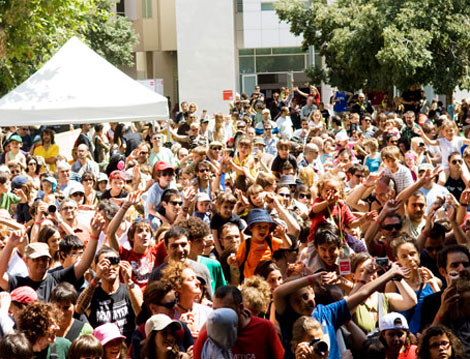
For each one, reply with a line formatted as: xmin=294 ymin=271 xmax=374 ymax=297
xmin=175 ymin=0 xmax=237 ymax=114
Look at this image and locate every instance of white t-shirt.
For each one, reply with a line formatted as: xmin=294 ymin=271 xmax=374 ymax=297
xmin=437 ymin=136 xmax=465 ymax=169
xmin=276 ymin=116 xmax=293 ymax=138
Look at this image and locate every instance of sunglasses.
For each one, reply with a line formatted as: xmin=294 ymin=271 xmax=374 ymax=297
xmin=169 ymin=201 xmax=183 ymax=206
xmin=381 ymin=224 xmax=402 ymax=231
xmin=451 ymin=159 xmax=463 ymax=165
xmin=278 ymin=193 xmax=290 ymax=198
xmin=28 ymin=162 xmax=36 ymax=166
xmin=82 ymin=178 xmax=94 ymax=182
xmin=354 ymin=173 xmax=364 ymax=178
xmin=211 ymin=147 xmax=222 ymax=151
xmin=140 ymin=152 xmax=149 ymax=155
xmin=299 ymin=193 xmax=311 ymax=199
xmin=153 ymin=136 xmax=163 ymax=140
xmin=160 ymin=171 xmax=175 ymax=177
xmin=158 ymin=300 xmax=177 ymax=309
xmin=106 ymin=256 xmax=120 ymax=266
xmin=199 ymin=168 xmax=210 ymax=173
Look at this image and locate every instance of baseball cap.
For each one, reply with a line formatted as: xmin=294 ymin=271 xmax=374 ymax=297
xmin=379 ymin=312 xmax=409 ymax=331
xmin=262 ymin=109 xmax=270 ymax=114
xmin=10 ymin=286 xmax=38 ymax=305
xmin=97 ymin=172 xmax=109 ymax=183
xmin=93 ymin=323 xmax=126 ymax=346
xmin=7 ymin=134 xmax=23 ymax=144
xmin=68 ymin=183 xmax=85 ymax=196
xmin=11 ymin=175 xmax=28 ymax=190
xmin=335 ymin=131 xmax=349 ymax=142
xmin=154 ymin=161 xmax=175 ymax=172
xmin=109 ymin=170 xmax=127 ymax=181
xmin=145 ymin=314 xmax=182 ymax=337
xmin=24 ymin=242 xmax=52 ymax=260
xmin=42 ymin=176 xmax=57 ymax=192
xmin=209 ymin=141 xmax=223 ymax=148
xmin=253 ymin=137 xmax=265 ymax=146
xmin=195 ymin=192 xmax=211 ymax=202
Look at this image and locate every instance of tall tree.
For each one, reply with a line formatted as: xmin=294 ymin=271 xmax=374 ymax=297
xmin=0 ymin=0 xmax=137 ymax=97
xmin=276 ymin=0 xmax=470 ymax=96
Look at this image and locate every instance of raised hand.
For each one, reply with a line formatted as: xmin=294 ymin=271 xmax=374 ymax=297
xmin=90 ymin=212 xmax=106 ymax=240
xmin=119 ymin=260 xmax=133 ymax=284
xmin=125 ymin=190 xmax=144 ymax=207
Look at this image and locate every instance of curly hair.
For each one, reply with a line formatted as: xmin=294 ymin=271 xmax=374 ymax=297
xmin=316 ymin=174 xmax=345 ymax=200
xmin=162 ymin=261 xmax=190 ymax=291
xmin=175 ymin=216 xmax=209 ymax=242
xmin=18 ymin=301 xmax=59 ymax=345
xmin=241 ymin=275 xmax=271 ymax=315
xmin=417 ymin=325 xmax=465 ymax=359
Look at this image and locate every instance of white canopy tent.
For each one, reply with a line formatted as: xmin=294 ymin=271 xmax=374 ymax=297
xmin=0 ymin=37 xmax=169 ymax=126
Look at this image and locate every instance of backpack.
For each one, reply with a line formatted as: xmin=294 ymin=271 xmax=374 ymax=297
xmin=239 ymin=236 xmax=273 ymax=282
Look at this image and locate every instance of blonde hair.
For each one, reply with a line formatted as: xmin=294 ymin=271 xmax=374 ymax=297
xmin=299 ymin=166 xmax=315 ymax=188
xmin=241 ymin=275 xmax=271 ymax=315
xmin=441 ymin=119 xmax=458 ymax=133
xmin=316 ymin=174 xmax=344 ymax=200
xmin=381 ymin=145 xmax=400 ymax=161
xmin=363 ymin=138 xmax=379 ymax=152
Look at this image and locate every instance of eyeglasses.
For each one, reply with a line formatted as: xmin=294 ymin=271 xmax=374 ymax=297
xmin=157 ymin=300 xmax=177 ymax=309
xmin=61 ymin=206 xmax=77 ymax=212
xmin=381 ymin=223 xmax=402 ymax=231
xmin=451 ymin=159 xmax=463 ymax=165
xmin=159 ymin=171 xmax=175 ymax=177
xmin=169 ymin=201 xmax=183 ymax=207
xmin=299 ymin=193 xmax=311 ymax=199
xmin=429 ymin=340 xmax=450 ymax=350
xmin=199 ymin=168 xmax=210 ymax=173
xmin=10 ymin=170 xmax=21 ymax=174
xmin=278 ymin=193 xmax=290 ymax=198
xmin=425 ymin=245 xmax=443 ymax=253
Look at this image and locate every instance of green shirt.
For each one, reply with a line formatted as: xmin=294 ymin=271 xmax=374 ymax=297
xmin=0 ymin=192 xmax=20 ymax=211
xmin=198 ymin=255 xmax=227 ymax=293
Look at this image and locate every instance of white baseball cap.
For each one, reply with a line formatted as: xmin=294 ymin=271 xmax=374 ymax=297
xmin=379 ymin=312 xmax=409 ymax=332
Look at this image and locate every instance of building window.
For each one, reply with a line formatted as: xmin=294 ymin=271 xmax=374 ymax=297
xmin=237 ymin=0 xmax=243 ymax=12
xmin=142 ymin=0 xmax=153 ymax=18
xmin=239 ymin=47 xmax=307 ymax=74
xmin=261 ymin=2 xmax=275 ymax=11
xmin=116 ymin=0 xmax=125 ymax=15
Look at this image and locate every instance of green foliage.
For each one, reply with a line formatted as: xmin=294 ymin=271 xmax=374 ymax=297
xmin=0 ymin=0 xmax=137 ymax=97
xmin=276 ymin=0 xmax=470 ymax=95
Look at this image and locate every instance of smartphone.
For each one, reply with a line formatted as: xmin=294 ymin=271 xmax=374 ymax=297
xmin=375 ymin=257 xmax=389 ymax=268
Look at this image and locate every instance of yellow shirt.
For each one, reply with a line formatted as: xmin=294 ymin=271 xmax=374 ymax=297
xmin=34 ymin=144 xmax=59 ymax=172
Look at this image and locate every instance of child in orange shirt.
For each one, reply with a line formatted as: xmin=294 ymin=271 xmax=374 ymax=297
xmin=229 ymin=209 xmax=291 ymax=280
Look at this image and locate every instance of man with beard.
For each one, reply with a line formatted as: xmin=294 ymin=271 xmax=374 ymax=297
xmin=402 ymin=191 xmax=426 ymax=239
xmin=400 ymin=111 xmax=421 ymax=144
xmin=148 ymin=226 xmax=213 ymax=298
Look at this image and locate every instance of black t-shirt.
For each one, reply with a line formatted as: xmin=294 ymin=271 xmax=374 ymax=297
xmin=210 ymin=213 xmax=245 ymax=233
xmin=9 ymin=265 xmax=77 ymax=302
xmin=445 ymin=175 xmax=466 ymax=201
xmin=88 ymin=283 xmax=136 ymax=343
xmin=123 ymin=132 xmax=142 ymax=157
xmin=271 ymin=154 xmax=298 ymax=176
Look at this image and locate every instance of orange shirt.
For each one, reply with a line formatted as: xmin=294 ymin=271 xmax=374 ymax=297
xmin=235 ymin=235 xmax=282 ymax=279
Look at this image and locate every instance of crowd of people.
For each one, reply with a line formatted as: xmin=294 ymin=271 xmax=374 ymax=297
xmin=0 ymin=84 xmax=469 ymax=359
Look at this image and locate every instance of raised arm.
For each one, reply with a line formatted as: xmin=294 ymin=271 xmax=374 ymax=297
xmin=0 ymin=230 xmax=26 ymax=291
xmin=120 ymin=260 xmax=143 ymax=315
xmin=265 ymin=192 xmax=300 ymax=238
xmin=418 ymin=128 xmax=438 ymax=146
xmin=385 ymin=265 xmax=418 ymax=311
xmin=74 ymin=214 xmax=105 ymax=280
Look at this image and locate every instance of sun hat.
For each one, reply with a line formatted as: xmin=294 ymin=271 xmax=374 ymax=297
xmin=280 ymin=174 xmax=296 ymax=186
xmin=68 ymin=183 xmax=85 ymax=196
xmin=144 ymin=314 xmax=182 ymax=337
xmin=379 ymin=312 xmax=409 ymax=332
xmin=244 ymin=209 xmax=276 ymax=235
xmin=24 ymin=242 xmax=52 ymax=260
xmin=93 ymin=323 xmax=126 ymax=346
xmin=209 ymin=141 xmax=223 ymax=148
xmin=97 ymin=172 xmax=109 ymax=183
xmin=42 ymin=176 xmax=57 ymax=192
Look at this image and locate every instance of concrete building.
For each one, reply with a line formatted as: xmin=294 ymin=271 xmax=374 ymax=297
xmin=120 ymin=0 xmax=322 ymax=113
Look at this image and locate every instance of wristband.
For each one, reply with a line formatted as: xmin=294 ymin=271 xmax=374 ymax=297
xmin=90 ymin=279 xmax=99 ymax=288
xmin=374 ymin=219 xmax=381 ymax=225
xmin=307 ymin=275 xmax=315 ymax=286
xmin=90 ymin=235 xmax=98 ymax=241
xmin=422 ymin=230 xmax=429 ymax=237
xmin=127 ymin=281 xmax=136 ymax=289
xmin=435 ymin=313 xmax=443 ymax=322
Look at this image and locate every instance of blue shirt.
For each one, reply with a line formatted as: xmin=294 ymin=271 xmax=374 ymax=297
xmin=399 ymin=283 xmax=434 ymax=334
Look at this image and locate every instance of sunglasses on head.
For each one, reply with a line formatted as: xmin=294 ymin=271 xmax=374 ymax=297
xmin=158 ymin=300 xmax=177 ymax=309
xmin=381 ymin=223 xmax=402 ymax=231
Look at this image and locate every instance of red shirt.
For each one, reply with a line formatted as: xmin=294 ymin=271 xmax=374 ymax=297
xmin=119 ymin=246 xmax=159 ymax=289
xmin=193 ymin=316 xmax=284 ymax=359
xmin=308 ymin=200 xmax=357 ymax=242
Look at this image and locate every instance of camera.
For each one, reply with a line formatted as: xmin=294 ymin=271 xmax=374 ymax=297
xmin=106 ymin=257 xmax=120 ymax=266
xmin=48 ymin=204 xmax=57 ymax=214
xmin=309 ymin=338 xmax=328 ymax=356
xmin=375 ymin=257 xmax=389 ymax=268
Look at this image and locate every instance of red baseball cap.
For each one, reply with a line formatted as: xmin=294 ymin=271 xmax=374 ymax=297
xmin=154 ymin=161 xmax=175 ymax=172
xmin=11 ymin=286 xmax=38 ymax=304
xmin=109 ymin=170 xmax=127 ymax=181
